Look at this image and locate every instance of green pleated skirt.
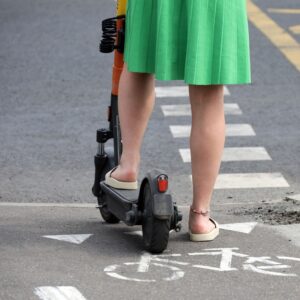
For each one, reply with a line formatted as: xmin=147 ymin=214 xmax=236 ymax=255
xmin=124 ymin=0 xmax=251 ymax=85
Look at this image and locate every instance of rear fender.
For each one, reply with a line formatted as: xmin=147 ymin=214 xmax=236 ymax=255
xmin=138 ymin=169 xmax=174 ymax=220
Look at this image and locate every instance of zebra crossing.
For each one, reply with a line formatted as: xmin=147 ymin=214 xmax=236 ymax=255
xmin=169 ymin=124 xmax=256 ymax=137
xmin=161 ymin=103 xmax=242 ymax=116
xmin=155 ymin=85 xmax=290 ymax=190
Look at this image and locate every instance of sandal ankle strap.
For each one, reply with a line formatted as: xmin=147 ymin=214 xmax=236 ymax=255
xmin=190 ymin=206 xmax=210 ymax=216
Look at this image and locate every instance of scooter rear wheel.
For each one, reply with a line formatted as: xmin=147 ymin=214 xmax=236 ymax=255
xmin=142 ymin=182 xmax=170 ymax=253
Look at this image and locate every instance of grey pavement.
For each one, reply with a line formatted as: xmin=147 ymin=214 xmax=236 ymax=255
xmin=1 ymin=0 xmax=300 ymax=299
xmin=0 ymin=205 xmax=300 ymax=300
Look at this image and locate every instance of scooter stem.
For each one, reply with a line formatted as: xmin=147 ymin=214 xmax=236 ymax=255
xmin=111 ymin=0 xmax=127 ymax=96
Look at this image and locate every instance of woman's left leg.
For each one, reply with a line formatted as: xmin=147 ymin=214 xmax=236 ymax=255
xmin=188 ymin=84 xmax=225 ymax=234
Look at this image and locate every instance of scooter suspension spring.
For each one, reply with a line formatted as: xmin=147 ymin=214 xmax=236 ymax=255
xmin=99 ymin=15 xmax=125 ymax=53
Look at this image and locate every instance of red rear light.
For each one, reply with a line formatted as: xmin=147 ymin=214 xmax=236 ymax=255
xmin=157 ymin=175 xmax=168 ymax=192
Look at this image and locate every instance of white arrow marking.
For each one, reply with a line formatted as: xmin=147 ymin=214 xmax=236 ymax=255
xmin=124 ymin=231 xmax=143 ymax=237
xmin=219 ymin=222 xmax=258 ymax=234
xmin=34 ymin=286 xmax=87 ymax=300
xmin=124 ymin=230 xmax=175 ymax=237
xmin=125 ymin=224 xmax=257 ymax=236
xmin=42 ymin=234 xmax=93 ymax=244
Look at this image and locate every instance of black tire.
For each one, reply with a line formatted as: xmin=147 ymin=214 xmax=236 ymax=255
xmin=142 ymin=182 xmax=170 ymax=254
xmin=99 ymin=199 xmax=120 ymax=224
xmin=97 ymin=148 xmax=120 ymax=224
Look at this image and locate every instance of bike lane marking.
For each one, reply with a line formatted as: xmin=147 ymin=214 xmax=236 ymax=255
xmin=137 ymin=252 xmax=152 ymax=272
xmin=189 ymin=248 xmax=248 ymax=272
xmin=34 ymin=286 xmax=87 ymax=300
xmin=103 ymin=247 xmax=300 ymax=282
xmin=277 ymin=256 xmax=300 ymax=262
xmin=247 ymin=1 xmax=300 ymax=72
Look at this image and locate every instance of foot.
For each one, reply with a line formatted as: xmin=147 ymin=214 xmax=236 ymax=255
xmin=189 ymin=208 xmax=216 ymax=234
xmin=109 ymin=164 xmax=138 ymax=183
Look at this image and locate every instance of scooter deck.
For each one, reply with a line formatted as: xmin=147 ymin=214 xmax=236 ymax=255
xmin=100 ymin=181 xmax=139 ymax=203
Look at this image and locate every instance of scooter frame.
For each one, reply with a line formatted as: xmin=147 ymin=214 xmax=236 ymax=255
xmin=92 ymin=0 xmax=182 ymax=253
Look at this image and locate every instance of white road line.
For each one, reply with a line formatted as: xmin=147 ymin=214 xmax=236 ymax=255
xmin=179 ymin=147 xmax=272 ymax=163
xmin=285 ymin=193 xmax=300 ymax=202
xmin=243 ymin=264 xmax=297 ymax=277
xmin=190 ymin=172 xmax=290 ymax=189
xmin=155 ymin=85 xmax=230 ymax=98
xmin=137 ymin=252 xmax=152 ymax=272
xmin=0 ymin=202 xmax=96 ymax=208
xmin=170 ymin=124 xmax=256 ymax=138
xmin=124 ymin=230 xmax=143 ymax=237
xmin=34 ymin=286 xmax=87 ymax=300
xmin=0 ymin=199 xmax=276 ymax=209
xmin=219 ymin=222 xmax=258 ymax=234
xmin=42 ymin=234 xmax=93 ymax=245
xmin=124 ymin=230 xmax=176 ymax=237
xmin=161 ymin=103 xmax=242 ymax=116
xmin=277 ymin=256 xmax=300 ymax=262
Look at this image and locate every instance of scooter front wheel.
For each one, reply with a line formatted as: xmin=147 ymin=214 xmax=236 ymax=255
xmin=142 ymin=182 xmax=170 ymax=254
xmin=97 ymin=148 xmax=120 ymax=224
xmin=99 ymin=199 xmax=120 ymax=224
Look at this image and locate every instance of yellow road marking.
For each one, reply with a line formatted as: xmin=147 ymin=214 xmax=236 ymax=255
xmin=247 ymin=1 xmax=300 ymax=72
xmin=267 ymin=8 xmax=300 ymax=14
xmin=290 ymin=25 xmax=300 ymax=35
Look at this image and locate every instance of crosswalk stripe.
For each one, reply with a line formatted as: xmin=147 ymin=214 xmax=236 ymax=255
xmin=155 ymin=85 xmax=230 ymax=98
xmin=179 ymin=147 xmax=272 ymax=163
xmin=189 ymin=173 xmax=290 ymax=189
xmin=161 ymin=103 xmax=242 ymax=116
xmin=170 ymin=124 xmax=256 ymax=138
xmin=34 ymin=286 xmax=87 ymax=300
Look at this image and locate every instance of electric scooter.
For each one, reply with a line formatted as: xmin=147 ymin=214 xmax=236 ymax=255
xmin=92 ymin=0 xmax=182 ymax=254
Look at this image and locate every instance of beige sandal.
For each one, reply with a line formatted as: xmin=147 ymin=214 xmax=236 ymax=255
xmin=105 ymin=167 xmax=138 ymax=190
xmin=189 ymin=206 xmax=219 ymax=242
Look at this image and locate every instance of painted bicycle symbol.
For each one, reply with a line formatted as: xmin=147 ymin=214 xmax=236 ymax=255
xmin=104 ymin=247 xmax=300 ymax=282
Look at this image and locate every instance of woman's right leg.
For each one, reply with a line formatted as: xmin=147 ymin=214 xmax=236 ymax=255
xmin=110 ymin=62 xmax=155 ymax=182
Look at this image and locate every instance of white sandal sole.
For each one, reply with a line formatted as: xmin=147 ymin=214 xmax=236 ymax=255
xmin=105 ymin=168 xmax=138 ymax=190
xmin=189 ymin=218 xmax=219 ymax=242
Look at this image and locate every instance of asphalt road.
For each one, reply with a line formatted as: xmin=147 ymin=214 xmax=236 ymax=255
xmin=1 ymin=0 xmax=300 ymax=299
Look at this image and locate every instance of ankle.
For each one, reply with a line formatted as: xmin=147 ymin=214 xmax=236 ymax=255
xmin=190 ymin=206 xmax=210 ymax=216
xmin=189 ymin=206 xmax=211 ymax=227
xmin=120 ymin=153 xmax=140 ymax=168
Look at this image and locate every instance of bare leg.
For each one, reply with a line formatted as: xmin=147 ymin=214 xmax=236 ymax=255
xmin=188 ymin=85 xmax=225 ymax=233
xmin=111 ymin=63 xmax=155 ymax=182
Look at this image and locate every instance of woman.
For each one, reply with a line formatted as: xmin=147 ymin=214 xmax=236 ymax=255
xmin=105 ymin=0 xmax=251 ymax=241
